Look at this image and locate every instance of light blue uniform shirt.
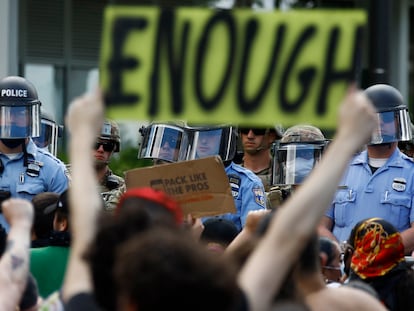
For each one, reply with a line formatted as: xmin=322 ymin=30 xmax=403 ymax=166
xmin=0 ymin=139 xmax=69 ymax=230
xmin=326 ymin=148 xmax=414 ymax=243
xmin=204 ymin=161 xmax=266 ymax=232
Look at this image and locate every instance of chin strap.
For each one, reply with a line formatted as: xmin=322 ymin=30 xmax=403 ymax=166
xmin=254 ymin=129 xmax=271 ymax=152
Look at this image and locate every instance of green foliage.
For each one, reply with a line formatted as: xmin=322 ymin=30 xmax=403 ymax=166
xmin=108 ymin=146 xmax=154 ymax=177
xmin=57 ymin=146 xmax=153 ymax=178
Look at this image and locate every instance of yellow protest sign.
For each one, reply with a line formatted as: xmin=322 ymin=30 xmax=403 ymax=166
xmin=100 ymin=6 xmax=366 ymax=129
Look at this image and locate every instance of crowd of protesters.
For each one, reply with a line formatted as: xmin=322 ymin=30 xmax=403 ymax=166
xmin=0 ymin=73 xmax=413 ymax=311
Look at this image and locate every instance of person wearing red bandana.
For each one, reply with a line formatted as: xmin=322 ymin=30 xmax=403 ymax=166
xmin=347 ymin=218 xmax=414 ymax=311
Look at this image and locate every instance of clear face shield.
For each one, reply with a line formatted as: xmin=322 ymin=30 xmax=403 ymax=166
xmin=370 ymin=109 xmax=412 ymax=145
xmin=0 ymin=104 xmax=40 ymax=138
xmin=272 ymin=142 xmax=327 ymax=185
xmin=32 ymin=119 xmax=61 ymax=156
xmin=187 ymin=127 xmax=236 ymax=162
xmin=138 ymin=124 xmax=189 ymax=163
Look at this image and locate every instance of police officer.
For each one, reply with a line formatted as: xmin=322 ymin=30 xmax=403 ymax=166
xmin=94 ymin=119 xmax=125 ymax=211
xmin=268 ymin=124 xmax=328 ymax=209
xmin=188 ymin=124 xmax=266 ymax=232
xmin=33 ymin=109 xmax=64 ymax=157
xmin=138 ymin=123 xmax=266 ymax=232
xmin=138 ymin=122 xmax=188 ymax=165
xmin=320 ymin=84 xmax=414 ymax=254
xmin=398 ymin=122 xmax=414 ymax=159
xmin=0 ymin=76 xmax=69 ymax=230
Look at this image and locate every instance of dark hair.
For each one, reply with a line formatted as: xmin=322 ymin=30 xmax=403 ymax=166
xmin=394 ymin=268 xmax=414 ymax=311
xmin=31 ymin=192 xmax=59 ymax=240
xmin=297 ymin=232 xmax=320 ymax=274
xmin=86 ymin=196 xmax=181 ymax=310
xmin=0 ymin=224 xmax=7 ymax=255
xmin=319 ymin=236 xmax=337 ymax=266
xmin=344 ymin=280 xmax=379 ymax=300
xmin=200 ymin=218 xmax=239 ymax=246
xmin=114 ymin=227 xmax=240 ymax=311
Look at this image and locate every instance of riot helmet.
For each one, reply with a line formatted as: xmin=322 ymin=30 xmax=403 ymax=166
xmin=187 ymin=124 xmax=238 ymax=162
xmin=33 ymin=109 xmax=63 ymax=156
xmin=398 ymin=122 xmax=414 ymax=158
xmin=0 ymin=76 xmax=41 ymax=143
xmin=98 ymin=119 xmax=121 ymax=153
xmin=364 ymin=84 xmax=412 ymax=145
xmin=272 ymin=125 xmax=328 ymax=185
xmin=138 ymin=122 xmax=189 ymax=163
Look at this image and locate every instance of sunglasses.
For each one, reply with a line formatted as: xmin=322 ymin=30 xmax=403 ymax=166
xmin=239 ymin=128 xmax=266 ymax=135
xmin=95 ymin=141 xmax=115 ymax=152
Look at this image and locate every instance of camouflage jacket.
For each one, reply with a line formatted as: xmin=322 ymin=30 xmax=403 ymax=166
xmin=98 ymin=169 xmax=126 ymax=212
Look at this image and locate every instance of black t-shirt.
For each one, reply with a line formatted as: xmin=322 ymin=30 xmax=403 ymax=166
xmin=65 ymin=289 xmax=249 ymax=311
xmin=65 ymin=293 xmax=101 ymax=311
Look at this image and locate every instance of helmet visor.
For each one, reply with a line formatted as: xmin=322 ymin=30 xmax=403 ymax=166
xmin=0 ymin=104 xmax=40 ymax=138
xmin=188 ymin=127 xmax=236 ymax=162
xmin=32 ymin=119 xmax=59 ymax=155
xmin=138 ymin=124 xmax=188 ymax=163
xmin=272 ymin=142 xmax=326 ymax=185
xmin=370 ymin=109 xmax=412 ymax=144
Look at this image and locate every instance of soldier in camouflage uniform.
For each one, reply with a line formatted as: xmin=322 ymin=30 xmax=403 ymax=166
xmin=239 ymin=125 xmax=283 ymax=192
xmin=267 ymin=124 xmax=328 ymax=209
xmin=94 ymin=119 xmax=126 ymax=211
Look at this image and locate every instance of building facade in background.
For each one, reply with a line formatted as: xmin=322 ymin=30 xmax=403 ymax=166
xmin=0 ymin=0 xmax=413 ymax=154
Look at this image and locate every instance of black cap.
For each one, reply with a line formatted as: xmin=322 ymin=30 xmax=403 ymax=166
xmin=201 ymin=218 xmax=239 ymax=245
xmin=43 ymin=189 xmax=69 ymax=215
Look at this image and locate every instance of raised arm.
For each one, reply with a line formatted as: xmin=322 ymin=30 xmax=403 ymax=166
xmin=61 ymin=89 xmax=104 ymax=302
xmin=0 ymin=198 xmax=33 ymax=311
xmin=238 ymin=86 xmax=378 ymax=311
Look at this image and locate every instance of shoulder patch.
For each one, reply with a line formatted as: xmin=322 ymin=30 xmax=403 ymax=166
xmin=252 ymin=186 xmax=266 ymax=207
xmin=228 ymin=174 xmax=241 ymax=198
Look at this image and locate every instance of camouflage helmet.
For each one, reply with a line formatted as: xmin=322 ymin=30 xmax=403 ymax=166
xmin=272 ymin=124 xmax=284 ymax=140
xmin=281 ymin=124 xmax=325 ymax=143
xmin=99 ymin=119 xmax=121 ymax=152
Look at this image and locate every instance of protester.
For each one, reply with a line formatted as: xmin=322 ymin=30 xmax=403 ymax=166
xmin=86 ymin=187 xmax=183 ymax=310
xmin=200 ymin=217 xmax=239 ymax=253
xmin=31 ymin=191 xmax=59 ymax=247
xmin=319 ymin=236 xmax=343 ymax=286
xmin=113 ymin=226 xmax=241 ymax=311
xmin=59 ymin=84 xmax=384 ymax=311
xmin=61 ymin=90 xmax=244 ymax=311
xmin=347 ymin=217 xmax=414 ymax=311
xmin=61 ymin=89 xmax=104 ymax=310
xmin=320 ymin=84 xmax=414 ymax=254
xmin=0 ymin=76 xmax=69 ymax=231
xmin=0 ymin=198 xmax=36 ymax=310
xmin=292 ymin=233 xmax=385 ymax=311
xmin=30 ymin=190 xmax=71 ymax=298
xmin=237 ymin=85 xmax=385 ymax=311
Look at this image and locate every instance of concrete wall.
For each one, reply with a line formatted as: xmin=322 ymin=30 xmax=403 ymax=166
xmin=0 ymin=0 xmax=18 ymax=78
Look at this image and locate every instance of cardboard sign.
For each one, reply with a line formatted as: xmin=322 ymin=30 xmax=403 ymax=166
xmin=125 ymin=156 xmax=236 ymax=218
xmin=100 ymin=6 xmax=366 ymax=129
